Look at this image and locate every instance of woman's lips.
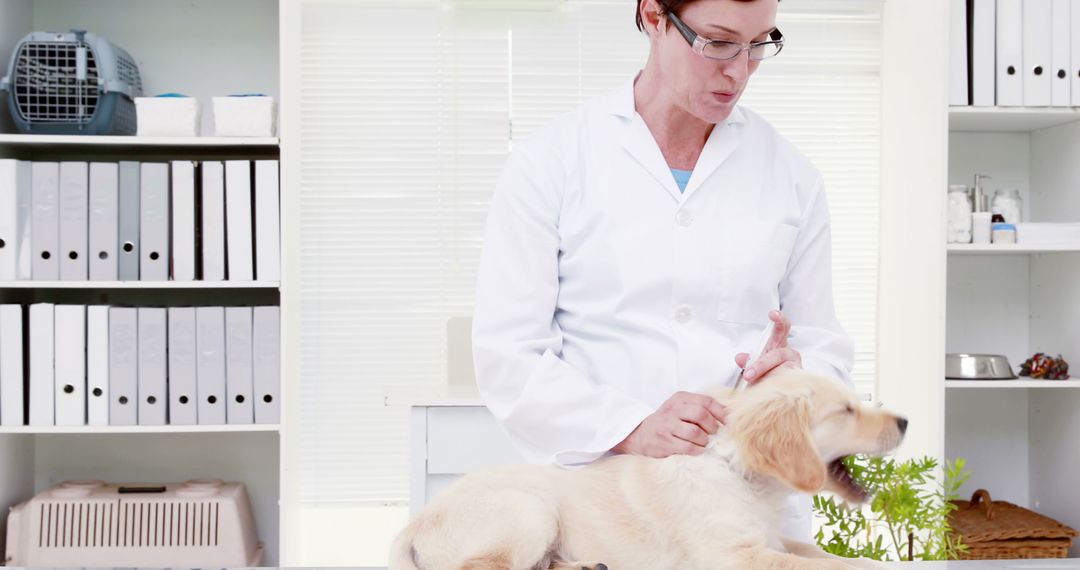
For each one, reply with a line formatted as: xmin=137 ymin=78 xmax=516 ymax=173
xmin=712 ymin=91 xmax=737 ymax=104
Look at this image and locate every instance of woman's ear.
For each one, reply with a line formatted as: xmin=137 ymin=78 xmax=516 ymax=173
xmin=640 ymin=0 xmax=666 ymax=36
xmin=735 ymin=393 xmax=826 ymax=494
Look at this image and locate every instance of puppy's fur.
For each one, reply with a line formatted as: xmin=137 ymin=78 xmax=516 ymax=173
xmin=390 ymin=369 xmax=906 ymax=569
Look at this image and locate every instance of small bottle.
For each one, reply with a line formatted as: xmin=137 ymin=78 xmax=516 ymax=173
xmin=992 ymin=222 xmax=1017 ymax=244
xmin=991 ymin=206 xmax=1006 ymax=224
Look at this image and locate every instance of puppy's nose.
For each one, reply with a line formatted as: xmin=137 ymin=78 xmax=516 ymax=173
xmin=896 ymin=417 xmax=909 ymax=434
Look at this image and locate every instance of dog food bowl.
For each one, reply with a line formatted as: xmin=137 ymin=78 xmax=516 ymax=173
xmin=946 ymin=353 xmax=1018 ymax=380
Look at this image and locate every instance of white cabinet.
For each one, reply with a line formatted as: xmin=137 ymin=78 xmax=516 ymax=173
xmin=396 ymin=388 xmax=523 ymax=514
xmin=946 ymin=109 xmax=1080 ymax=558
xmin=0 ymin=0 xmax=287 ymax=565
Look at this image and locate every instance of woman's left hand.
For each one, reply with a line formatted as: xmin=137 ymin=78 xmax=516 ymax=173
xmin=734 ymin=310 xmax=802 ymax=385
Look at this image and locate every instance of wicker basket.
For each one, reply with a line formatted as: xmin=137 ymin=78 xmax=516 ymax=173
xmin=949 ymin=489 xmax=1078 ymax=560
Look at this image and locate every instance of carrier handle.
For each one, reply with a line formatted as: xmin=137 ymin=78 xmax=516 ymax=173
xmin=969 ymin=489 xmax=996 ymax=521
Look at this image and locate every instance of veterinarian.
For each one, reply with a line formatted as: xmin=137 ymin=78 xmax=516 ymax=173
xmin=472 ymin=0 xmax=854 ymax=540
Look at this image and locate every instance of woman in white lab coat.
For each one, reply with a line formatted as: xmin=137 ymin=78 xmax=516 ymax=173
xmin=473 ymin=0 xmax=853 ymax=482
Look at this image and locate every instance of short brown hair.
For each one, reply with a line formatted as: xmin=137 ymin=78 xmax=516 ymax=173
xmin=636 ymin=0 xmax=778 ymax=32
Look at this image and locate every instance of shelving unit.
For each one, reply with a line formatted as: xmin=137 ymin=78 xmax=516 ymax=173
xmin=946 ymin=105 xmax=1080 ymax=558
xmin=947 ymin=244 xmax=1080 ymax=254
xmin=0 ymin=0 xmax=285 ymax=566
xmin=946 ymin=380 xmax=1080 ymax=388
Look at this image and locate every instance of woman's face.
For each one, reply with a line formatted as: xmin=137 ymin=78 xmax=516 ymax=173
xmin=646 ymin=0 xmax=778 ymax=124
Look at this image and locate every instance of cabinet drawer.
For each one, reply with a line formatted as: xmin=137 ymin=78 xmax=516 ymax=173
xmin=426 ymin=406 xmax=523 ymax=474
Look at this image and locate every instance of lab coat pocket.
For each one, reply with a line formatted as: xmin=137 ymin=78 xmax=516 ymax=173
xmin=715 ymin=220 xmax=799 ymax=325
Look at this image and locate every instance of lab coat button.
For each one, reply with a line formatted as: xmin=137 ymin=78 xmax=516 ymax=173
xmin=674 ymin=306 xmax=693 ymax=323
xmin=675 ymin=211 xmax=693 ymax=226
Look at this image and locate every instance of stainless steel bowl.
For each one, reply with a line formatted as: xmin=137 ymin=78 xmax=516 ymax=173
xmin=945 ymin=353 xmax=1018 ymax=380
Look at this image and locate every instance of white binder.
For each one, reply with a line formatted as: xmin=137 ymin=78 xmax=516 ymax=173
xmin=87 ymin=305 xmax=109 ymax=426
xmin=201 ymin=162 xmax=226 ymax=281
xmin=225 ymin=161 xmax=254 ymax=281
xmin=225 ymin=306 xmax=254 ymax=424
xmin=254 ymin=161 xmax=281 ymax=282
xmin=949 ymin=0 xmax=969 ymax=106
xmin=1053 ymin=0 xmax=1072 ymax=106
xmin=58 ymin=162 xmax=89 ymax=281
xmin=1073 ymin=0 xmax=1080 ymax=106
xmin=0 ymin=304 xmax=25 ymax=426
xmin=972 ymin=0 xmax=996 ymax=106
xmin=171 ymin=161 xmax=196 ymax=281
xmin=54 ymin=305 xmax=86 ymax=426
xmin=0 ymin=160 xmax=33 ymax=281
xmin=998 ymin=0 xmax=1024 ymax=106
xmin=253 ymin=306 xmax=280 ymax=424
xmin=1024 ymin=0 xmax=1053 ymax=106
xmin=196 ymin=306 xmax=227 ymax=424
xmin=108 ymin=306 xmax=138 ymax=425
xmin=168 ymin=306 xmax=198 ymax=425
xmin=139 ymin=163 xmax=170 ymax=281
xmin=28 ymin=303 xmax=55 ymax=426
xmin=118 ymin=161 xmax=141 ymax=281
xmin=31 ymin=163 xmax=60 ymax=280
xmin=88 ymin=163 xmax=119 ymax=281
xmin=137 ymin=307 xmax=167 ymax=425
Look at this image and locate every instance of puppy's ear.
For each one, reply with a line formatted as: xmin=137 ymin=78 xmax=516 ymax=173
xmin=735 ymin=393 xmax=826 ymax=494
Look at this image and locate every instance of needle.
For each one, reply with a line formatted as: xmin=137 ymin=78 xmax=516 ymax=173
xmin=734 ymin=319 xmax=776 ymax=391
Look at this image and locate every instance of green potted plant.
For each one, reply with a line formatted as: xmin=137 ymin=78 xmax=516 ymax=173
xmin=813 ymin=456 xmax=971 ymax=561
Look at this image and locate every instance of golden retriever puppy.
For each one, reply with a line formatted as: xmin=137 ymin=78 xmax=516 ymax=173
xmin=390 ymin=369 xmax=906 ymax=569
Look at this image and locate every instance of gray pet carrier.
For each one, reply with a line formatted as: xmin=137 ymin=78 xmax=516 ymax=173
xmin=0 ymin=30 xmax=142 ymax=135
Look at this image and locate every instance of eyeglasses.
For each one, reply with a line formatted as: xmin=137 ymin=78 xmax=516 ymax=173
xmin=665 ymin=11 xmax=784 ymax=62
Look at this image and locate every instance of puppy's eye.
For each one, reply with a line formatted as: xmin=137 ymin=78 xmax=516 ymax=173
xmin=844 ymin=405 xmax=855 ymax=414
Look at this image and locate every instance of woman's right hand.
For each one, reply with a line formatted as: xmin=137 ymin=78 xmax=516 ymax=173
xmin=611 ymin=392 xmax=728 ymax=457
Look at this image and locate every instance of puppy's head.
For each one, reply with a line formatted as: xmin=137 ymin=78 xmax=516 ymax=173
xmin=726 ymin=368 xmax=907 ymax=503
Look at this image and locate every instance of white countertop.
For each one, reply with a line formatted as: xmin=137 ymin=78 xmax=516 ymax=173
xmin=383 ymin=384 xmax=485 ymax=407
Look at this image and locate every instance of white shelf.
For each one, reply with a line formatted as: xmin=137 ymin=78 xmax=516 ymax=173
xmin=950 ymin=107 xmax=1080 ymax=132
xmin=0 ymin=424 xmax=280 ymax=434
xmin=947 ymin=243 xmax=1080 ymax=254
xmin=946 ymin=380 xmax=1080 ymax=388
xmin=0 ymin=280 xmax=280 ymax=289
xmin=0 ymin=134 xmax=279 ymax=148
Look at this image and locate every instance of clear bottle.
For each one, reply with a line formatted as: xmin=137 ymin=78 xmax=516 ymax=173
xmin=992 ymin=188 xmax=1023 ymax=224
xmin=947 ymin=184 xmax=973 ymax=243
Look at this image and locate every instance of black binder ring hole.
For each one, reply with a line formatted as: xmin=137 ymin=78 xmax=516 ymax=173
xmin=98 ymin=251 xmax=108 ymax=260
xmin=1034 ymin=66 xmax=1044 ymax=76
xmin=41 ymin=251 xmax=51 ymax=260
xmin=208 ymin=395 xmax=218 ymax=404
xmin=263 ymin=395 xmax=273 ymax=403
xmin=122 ymin=241 xmax=135 ymax=253
xmin=1008 ymin=65 xmax=1016 ymax=75
xmin=68 ymin=251 xmax=78 ymax=260
xmin=118 ymin=396 xmax=129 ymax=405
xmin=147 ymin=396 xmax=157 ymax=405
xmin=63 ymin=384 xmax=74 ymax=394
xmin=235 ymin=395 xmax=246 ymax=404
xmin=0 ymin=238 xmax=5 ymax=249
xmin=149 ymin=251 xmax=160 ymax=261
xmin=1059 ymin=69 xmax=1068 ymax=79
xmin=179 ymin=395 xmax=189 ymax=404
xmin=92 ymin=388 xmax=103 ymax=397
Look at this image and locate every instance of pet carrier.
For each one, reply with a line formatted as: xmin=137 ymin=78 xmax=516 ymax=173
xmin=4 ymin=479 xmax=264 ymax=567
xmin=0 ymin=30 xmax=142 ymax=135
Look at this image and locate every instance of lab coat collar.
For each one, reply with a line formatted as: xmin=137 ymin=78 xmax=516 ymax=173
xmin=609 ymin=76 xmax=746 ymax=203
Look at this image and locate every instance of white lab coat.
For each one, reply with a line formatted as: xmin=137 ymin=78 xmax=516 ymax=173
xmin=472 ymin=76 xmax=854 ymax=472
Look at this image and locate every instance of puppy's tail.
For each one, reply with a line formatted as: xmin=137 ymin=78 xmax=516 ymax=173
xmin=388 ymin=517 xmax=423 ymax=570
